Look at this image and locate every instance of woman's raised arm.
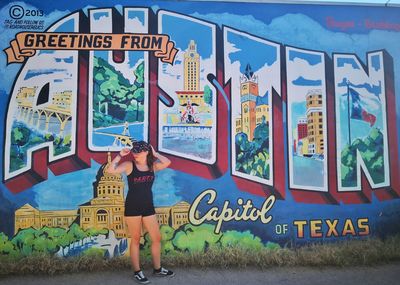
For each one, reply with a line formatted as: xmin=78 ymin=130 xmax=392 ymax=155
xmin=106 ymin=148 xmax=131 ymax=174
xmin=151 ymin=146 xmax=171 ymax=171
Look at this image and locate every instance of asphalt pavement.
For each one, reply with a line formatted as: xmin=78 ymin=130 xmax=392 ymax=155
xmin=1 ymin=263 xmax=400 ymax=285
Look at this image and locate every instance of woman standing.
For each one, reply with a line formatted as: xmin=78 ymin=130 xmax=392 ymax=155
xmin=106 ymin=141 xmax=174 ymax=284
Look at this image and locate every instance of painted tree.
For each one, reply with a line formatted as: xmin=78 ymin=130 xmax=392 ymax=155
xmin=11 ymin=227 xmax=37 ymax=256
xmin=172 ymin=224 xmax=222 ymax=252
xmin=203 ymin=85 xmax=213 ymax=106
xmin=93 ymin=57 xmax=145 ymax=126
xmin=10 ymin=124 xmax=31 ymax=165
xmin=39 ymin=227 xmax=67 ymax=254
xmin=219 ymin=230 xmax=264 ymax=250
xmin=235 ymin=120 xmax=270 ymax=179
xmin=341 ymin=127 xmax=385 ymax=186
xmin=67 ymin=223 xmax=86 ymax=247
xmin=142 ymin=225 xmax=175 ymax=256
xmin=0 ymin=233 xmax=19 ymax=258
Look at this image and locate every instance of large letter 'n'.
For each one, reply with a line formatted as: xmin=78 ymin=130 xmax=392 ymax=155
xmin=333 ymin=51 xmax=399 ymax=203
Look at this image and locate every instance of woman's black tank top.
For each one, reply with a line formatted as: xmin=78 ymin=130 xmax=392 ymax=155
xmin=125 ymin=163 xmax=155 ymax=212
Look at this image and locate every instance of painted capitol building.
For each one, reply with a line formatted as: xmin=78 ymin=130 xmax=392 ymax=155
xmin=14 ymin=153 xmax=192 ymax=238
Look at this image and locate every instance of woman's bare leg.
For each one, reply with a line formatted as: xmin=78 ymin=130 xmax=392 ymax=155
xmin=142 ymin=214 xmax=162 ymax=269
xmin=125 ymin=216 xmax=143 ymax=271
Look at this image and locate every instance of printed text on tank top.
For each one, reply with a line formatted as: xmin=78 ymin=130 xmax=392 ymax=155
xmin=128 ymin=162 xmax=154 ymax=185
xmin=133 ymin=175 xmax=154 ymax=183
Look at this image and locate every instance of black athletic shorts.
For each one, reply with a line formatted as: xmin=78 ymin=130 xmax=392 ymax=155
xmin=124 ymin=194 xmax=155 ymax=217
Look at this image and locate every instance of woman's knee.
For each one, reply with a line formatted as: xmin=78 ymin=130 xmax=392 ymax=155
xmin=151 ymin=233 xmax=162 ymax=244
xmin=130 ymin=235 xmax=141 ymax=246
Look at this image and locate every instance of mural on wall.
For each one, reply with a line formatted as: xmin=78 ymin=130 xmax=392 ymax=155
xmin=1 ymin=0 xmax=400 ymax=259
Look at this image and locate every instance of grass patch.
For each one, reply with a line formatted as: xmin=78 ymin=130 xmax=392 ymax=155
xmin=1 ymin=235 xmax=400 ymax=276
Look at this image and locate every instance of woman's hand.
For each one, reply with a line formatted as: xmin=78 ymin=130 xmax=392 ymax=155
xmin=150 ymin=145 xmax=159 ymax=158
xmin=119 ymin=148 xmax=131 ymax=157
xmin=150 ymin=145 xmax=171 ymax=171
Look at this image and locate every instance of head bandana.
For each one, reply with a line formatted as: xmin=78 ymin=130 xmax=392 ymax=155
xmin=131 ymin=141 xmax=151 ymax=153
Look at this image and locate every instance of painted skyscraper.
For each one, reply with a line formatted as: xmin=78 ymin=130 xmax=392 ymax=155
xmin=184 ymin=40 xmax=200 ymax=91
xmin=176 ymin=40 xmax=205 ymax=107
xmin=306 ymin=89 xmax=324 ymax=155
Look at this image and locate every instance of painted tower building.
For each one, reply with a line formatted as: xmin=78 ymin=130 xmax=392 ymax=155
xmin=306 ymin=89 xmax=324 ymax=155
xmin=176 ymin=40 xmax=204 ymax=108
xmin=297 ymin=117 xmax=308 ymax=140
xmin=184 ymin=40 xmax=200 ymax=92
xmin=256 ymin=93 xmax=269 ymax=126
xmin=239 ymin=64 xmax=259 ymax=141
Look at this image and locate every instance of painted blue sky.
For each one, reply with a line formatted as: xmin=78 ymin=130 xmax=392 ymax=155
xmin=53 ymin=18 xmax=75 ymax=32
xmin=55 ymin=56 xmax=74 ymax=63
xmin=289 ymin=50 xmax=322 ymax=66
xmin=128 ymin=52 xmax=144 ymax=69
xmin=292 ymin=102 xmax=307 ymax=129
xmin=337 ymin=58 xmax=360 ymax=69
xmin=128 ymin=10 xmax=145 ymax=23
xmin=289 ymin=49 xmax=323 ymax=87
xmin=371 ymin=54 xmax=381 ymax=71
xmin=93 ymin=12 xmax=108 ymax=20
xmin=227 ymin=31 xmax=278 ymax=74
xmin=292 ymin=76 xmax=322 ymax=86
xmin=24 ymin=69 xmax=68 ymax=80
xmin=95 ymin=50 xmax=144 ymax=71
xmin=161 ymin=13 xmax=213 ymax=58
xmin=338 ymin=78 xmax=382 ymax=99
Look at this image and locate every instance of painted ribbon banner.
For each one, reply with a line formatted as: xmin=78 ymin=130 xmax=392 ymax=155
xmin=4 ymin=32 xmax=178 ymax=64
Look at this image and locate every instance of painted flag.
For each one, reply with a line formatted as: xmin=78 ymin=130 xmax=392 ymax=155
xmin=349 ymin=87 xmax=376 ymax=127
